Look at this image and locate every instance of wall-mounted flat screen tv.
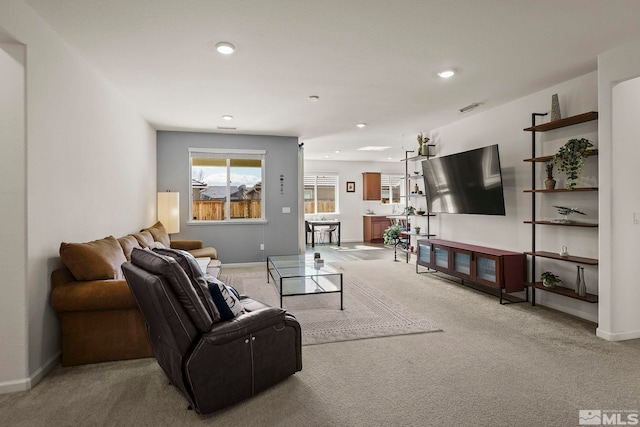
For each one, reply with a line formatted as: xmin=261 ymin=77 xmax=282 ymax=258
xmin=421 ymin=144 xmax=506 ymax=215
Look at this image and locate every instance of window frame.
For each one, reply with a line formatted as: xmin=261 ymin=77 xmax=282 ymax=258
xmin=188 ymin=148 xmax=266 ymax=224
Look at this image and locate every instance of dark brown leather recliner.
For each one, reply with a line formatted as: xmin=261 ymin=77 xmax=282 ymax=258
xmin=121 ymin=248 xmax=302 ymax=414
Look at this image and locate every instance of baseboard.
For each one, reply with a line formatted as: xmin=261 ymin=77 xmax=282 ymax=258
xmin=224 ymin=261 xmax=264 ymax=268
xmin=596 ymin=328 xmax=640 ymax=341
xmin=0 ymin=351 xmax=60 ymax=395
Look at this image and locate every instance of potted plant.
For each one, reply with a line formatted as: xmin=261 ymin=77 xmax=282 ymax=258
xmin=540 ymin=271 xmax=561 ymax=288
xmin=414 ymin=226 xmax=421 ymax=235
xmin=553 ymin=138 xmax=593 ymax=190
xmin=383 ymin=224 xmax=402 ymax=245
xmin=403 ymin=205 xmax=416 ymax=215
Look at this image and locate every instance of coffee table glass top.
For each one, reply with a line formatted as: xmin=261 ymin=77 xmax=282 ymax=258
xmin=268 ymin=254 xmax=339 ymax=278
xmin=267 ymin=255 xmax=343 ymax=309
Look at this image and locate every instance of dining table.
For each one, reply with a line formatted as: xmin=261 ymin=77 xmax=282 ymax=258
xmin=307 ymin=220 xmax=341 ymax=248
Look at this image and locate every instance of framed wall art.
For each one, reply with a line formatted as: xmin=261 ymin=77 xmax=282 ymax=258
xmin=346 ymin=181 xmax=355 ymax=192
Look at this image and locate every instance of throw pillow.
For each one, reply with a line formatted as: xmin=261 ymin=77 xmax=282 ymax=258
xmin=131 ymin=230 xmax=155 ymax=248
xmin=207 ymin=279 xmax=245 ymax=321
xmin=148 ymin=241 xmax=166 ymax=249
xmin=145 ymin=221 xmax=171 ymax=247
xmin=60 ymin=235 xmax=127 ymax=281
xmin=117 ymin=235 xmax=142 ymax=261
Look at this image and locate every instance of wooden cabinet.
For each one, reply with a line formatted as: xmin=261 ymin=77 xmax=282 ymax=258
xmin=362 ymin=172 xmax=381 ymax=200
xmin=523 ymin=111 xmax=599 ymax=304
xmin=417 ymin=239 xmax=525 ymax=303
xmin=363 ymin=216 xmax=389 ymax=243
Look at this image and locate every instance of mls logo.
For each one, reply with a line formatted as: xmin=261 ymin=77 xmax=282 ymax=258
xmin=580 ymin=410 xmax=602 ymax=425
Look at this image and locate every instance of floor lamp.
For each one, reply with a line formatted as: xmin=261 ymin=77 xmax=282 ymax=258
xmin=157 ymin=191 xmax=180 ymax=236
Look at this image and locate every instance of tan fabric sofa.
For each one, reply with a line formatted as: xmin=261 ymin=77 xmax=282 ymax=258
xmin=51 ymin=221 xmax=218 ymax=366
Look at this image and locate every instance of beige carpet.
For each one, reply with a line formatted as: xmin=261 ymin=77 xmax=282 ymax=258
xmin=224 ymin=267 xmax=441 ymax=345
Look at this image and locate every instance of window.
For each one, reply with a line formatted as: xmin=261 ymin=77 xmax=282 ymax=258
xmin=304 ymin=175 xmax=338 ymax=214
xmin=382 ymin=174 xmax=402 ymax=204
xmin=190 ymin=148 xmax=265 ymax=222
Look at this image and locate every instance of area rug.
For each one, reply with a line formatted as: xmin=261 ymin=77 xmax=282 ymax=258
xmin=223 ymin=268 xmax=441 ymax=346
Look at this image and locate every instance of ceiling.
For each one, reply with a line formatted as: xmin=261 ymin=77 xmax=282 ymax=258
xmin=24 ymin=0 xmax=640 ymax=162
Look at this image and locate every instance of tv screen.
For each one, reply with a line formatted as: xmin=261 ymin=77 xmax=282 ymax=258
xmin=421 ymin=144 xmax=506 ymax=215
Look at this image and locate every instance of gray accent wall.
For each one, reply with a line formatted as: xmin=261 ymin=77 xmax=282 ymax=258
xmin=157 ymin=131 xmax=300 ymax=264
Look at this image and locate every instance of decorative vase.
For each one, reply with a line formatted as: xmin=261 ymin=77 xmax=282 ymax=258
xmin=414 ymin=183 xmax=419 ymax=193
xmin=578 ymin=267 xmax=587 ymax=297
xmin=545 ymin=178 xmax=556 ymax=190
xmin=575 ymin=266 xmax=581 ymax=294
xmin=551 ymin=94 xmax=561 ymax=122
xmin=545 ymin=163 xmax=556 ymax=189
xmin=420 ymin=145 xmax=428 ymax=156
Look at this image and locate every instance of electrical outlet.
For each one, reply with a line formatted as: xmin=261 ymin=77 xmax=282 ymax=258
xmin=260 ymin=243 xmax=264 ymax=250
xmin=634 ymin=212 xmax=640 ymax=224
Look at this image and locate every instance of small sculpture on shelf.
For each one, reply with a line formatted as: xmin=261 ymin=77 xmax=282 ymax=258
xmin=545 ymin=163 xmax=556 ymax=189
xmin=550 ymin=93 xmax=561 ymax=121
xmin=552 ymin=206 xmax=586 ymax=224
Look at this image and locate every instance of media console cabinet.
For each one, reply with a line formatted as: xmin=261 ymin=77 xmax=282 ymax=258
xmin=416 ymin=239 xmax=526 ymax=304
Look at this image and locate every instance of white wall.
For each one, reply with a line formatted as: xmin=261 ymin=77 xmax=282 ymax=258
xmin=597 ymin=39 xmax=640 ymax=341
xmin=0 ymin=41 xmax=27 ymax=390
xmin=429 ymin=72 xmax=599 ymax=322
xmin=0 ymin=0 xmax=156 ymax=393
xmin=304 ymin=159 xmax=404 ymax=242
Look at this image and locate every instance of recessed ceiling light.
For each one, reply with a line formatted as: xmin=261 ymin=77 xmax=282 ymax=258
xmin=334 ymin=150 xmax=341 ymax=154
xmin=215 ymin=42 xmax=236 ymax=55
xmin=357 ymin=146 xmax=391 ymax=151
xmin=356 ymin=123 xmax=367 ymax=128
xmin=437 ymin=69 xmax=456 ymax=79
xmin=222 ymin=115 xmax=234 ymax=120
xmin=308 ymin=95 xmax=320 ymax=101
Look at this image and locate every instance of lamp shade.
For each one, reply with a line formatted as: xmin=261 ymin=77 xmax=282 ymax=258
xmin=157 ymin=192 xmax=180 ymax=234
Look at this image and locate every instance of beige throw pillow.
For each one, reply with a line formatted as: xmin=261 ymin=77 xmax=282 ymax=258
xmin=60 ymin=236 xmax=127 ymax=281
xmin=145 ymin=221 xmax=171 ymax=247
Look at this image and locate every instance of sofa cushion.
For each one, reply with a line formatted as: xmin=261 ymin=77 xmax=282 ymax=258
xmin=131 ymin=230 xmax=155 ymax=248
xmin=153 ymin=248 xmax=221 ymax=322
xmin=207 ymin=279 xmax=246 ymax=321
xmin=60 ymin=236 xmax=127 ymax=281
xmin=118 ymin=235 xmax=142 ymax=261
xmin=145 ymin=221 xmax=171 ymax=247
xmin=130 ymin=248 xmax=212 ymax=332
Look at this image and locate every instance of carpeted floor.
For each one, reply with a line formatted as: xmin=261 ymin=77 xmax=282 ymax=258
xmin=226 ymin=268 xmax=441 ymax=345
xmin=2 ymin=259 xmax=640 ymax=426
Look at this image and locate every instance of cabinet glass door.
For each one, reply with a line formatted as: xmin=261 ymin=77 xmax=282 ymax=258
xmin=474 ymin=254 xmax=499 ymax=288
xmin=418 ymin=242 xmax=431 ymax=264
xmin=434 ymin=246 xmax=449 ymax=269
xmin=453 ymin=250 xmax=471 ymax=276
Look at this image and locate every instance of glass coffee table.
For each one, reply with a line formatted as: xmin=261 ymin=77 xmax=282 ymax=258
xmin=267 ymin=255 xmax=343 ymax=310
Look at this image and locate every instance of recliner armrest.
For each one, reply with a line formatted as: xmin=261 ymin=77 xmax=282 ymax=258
xmin=201 ymin=307 xmax=286 ymax=345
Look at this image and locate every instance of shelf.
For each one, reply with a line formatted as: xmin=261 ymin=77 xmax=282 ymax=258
xmin=523 ymin=149 xmax=598 ymax=162
xmin=526 ymin=282 xmax=598 ymax=303
xmin=524 ymin=221 xmax=598 ymax=228
xmin=525 ymin=251 xmax=598 ymax=265
xmin=403 ymin=194 xmax=426 ymax=198
xmin=523 ymin=111 xmax=598 ymax=132
xmin=401 ymin=155 xmax=430 ymax=162
xmin=401 ymin=174 xmax=423 ymax=180
xmin=524 ymin=187 xmax=598 ymax=193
